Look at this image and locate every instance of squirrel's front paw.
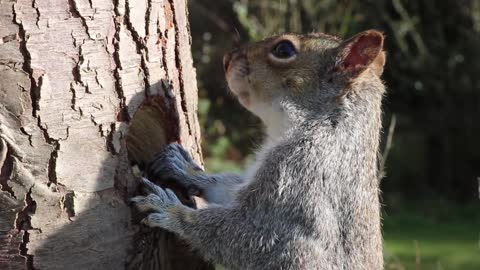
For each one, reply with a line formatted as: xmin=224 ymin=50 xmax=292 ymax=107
xmin=146 ymin=143 xmax=203 ymax=187
xmin=131 ymin=178 xmax=183 ymax=231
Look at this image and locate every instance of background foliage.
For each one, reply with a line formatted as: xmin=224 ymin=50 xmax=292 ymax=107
xmin=188 ymin=0 xmax=480 ymax=269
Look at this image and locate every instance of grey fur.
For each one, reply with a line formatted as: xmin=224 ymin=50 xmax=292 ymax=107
xmin=132 ymin=31 xmax=386 ymax=270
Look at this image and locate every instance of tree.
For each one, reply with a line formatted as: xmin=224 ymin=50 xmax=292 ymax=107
xmin=0 ymin=0 xmax=212 ymax=269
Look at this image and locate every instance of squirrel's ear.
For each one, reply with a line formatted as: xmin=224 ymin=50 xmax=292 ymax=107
xmin=335 ymin=30 xmax=385 ymax=78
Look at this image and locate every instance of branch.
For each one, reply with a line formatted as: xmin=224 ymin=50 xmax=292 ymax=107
xmin=379 ymin=114 xmax=397 ymax=179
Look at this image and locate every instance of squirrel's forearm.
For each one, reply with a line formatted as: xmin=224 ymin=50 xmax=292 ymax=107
xmin=173 ymin=206 xmax=257 ymax=269
xmin=182 ymin=172 xmax=245 ymax=204
xmin=197 ymin=173 xmax=245 ymax=204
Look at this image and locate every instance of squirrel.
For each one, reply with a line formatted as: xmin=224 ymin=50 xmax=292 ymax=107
xmin=131 ymin=29 xmax=386 ymax=270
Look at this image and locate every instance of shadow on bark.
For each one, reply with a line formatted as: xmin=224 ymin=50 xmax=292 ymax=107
xmin=33 ymin=86 xmax=214 ymax=270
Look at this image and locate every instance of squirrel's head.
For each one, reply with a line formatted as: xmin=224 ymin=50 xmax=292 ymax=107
xmin=224 ymin=30 xmax=385 ymax=128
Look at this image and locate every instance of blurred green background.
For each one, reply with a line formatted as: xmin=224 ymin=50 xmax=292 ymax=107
xmin=188 ymin=0 xmax=480 ymax=269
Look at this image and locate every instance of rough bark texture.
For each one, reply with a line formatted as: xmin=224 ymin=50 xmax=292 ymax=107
xmin=0 ymin=0 xmax=211 ymax=269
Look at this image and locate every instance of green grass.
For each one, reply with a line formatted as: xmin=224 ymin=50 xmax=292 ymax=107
xmin=384 ymin=205 xmax=480 ymax=270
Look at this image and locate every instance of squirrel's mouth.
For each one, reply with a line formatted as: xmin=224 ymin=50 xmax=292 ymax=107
xmin=224 ymin=51 xmax=251 ymax=107
xmin=235 ymin=91 xmax=250 ymax=107
xmin=226 ymin=77 xmax=251 ymax=107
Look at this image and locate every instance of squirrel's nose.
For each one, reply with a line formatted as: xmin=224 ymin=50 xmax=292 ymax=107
xmin=223 ymin=53 xmax=232 ymax=73
xmin=223 ymin=47 xmax=247 ymax=73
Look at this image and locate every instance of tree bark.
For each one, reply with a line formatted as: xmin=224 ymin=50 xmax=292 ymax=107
xmin=0 ymin=0 xmax=212 ymax=269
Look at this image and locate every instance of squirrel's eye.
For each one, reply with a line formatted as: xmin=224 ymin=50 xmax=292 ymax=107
xmin=271 ymin=40 xmax=297 ymax=59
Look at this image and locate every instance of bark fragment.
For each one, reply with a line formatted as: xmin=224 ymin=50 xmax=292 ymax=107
xmin=0 ymin=139 xmax=15 ymax=198
xmin=16 ymin=188 xmax=37 ymax=270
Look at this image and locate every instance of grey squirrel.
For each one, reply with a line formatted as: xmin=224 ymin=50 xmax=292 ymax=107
xmin=131 ymin=29 xmax=386 ymax=270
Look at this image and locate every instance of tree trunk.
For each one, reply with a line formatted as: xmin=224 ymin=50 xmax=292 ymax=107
xmin=0 ymin=0 xmax=213 ymax=269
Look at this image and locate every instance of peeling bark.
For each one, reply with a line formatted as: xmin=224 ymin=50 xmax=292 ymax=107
xmin=0 ymin=139 xmax=15 ymax=198
xmin=0 ymin=0 xmax=207 ymax=269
